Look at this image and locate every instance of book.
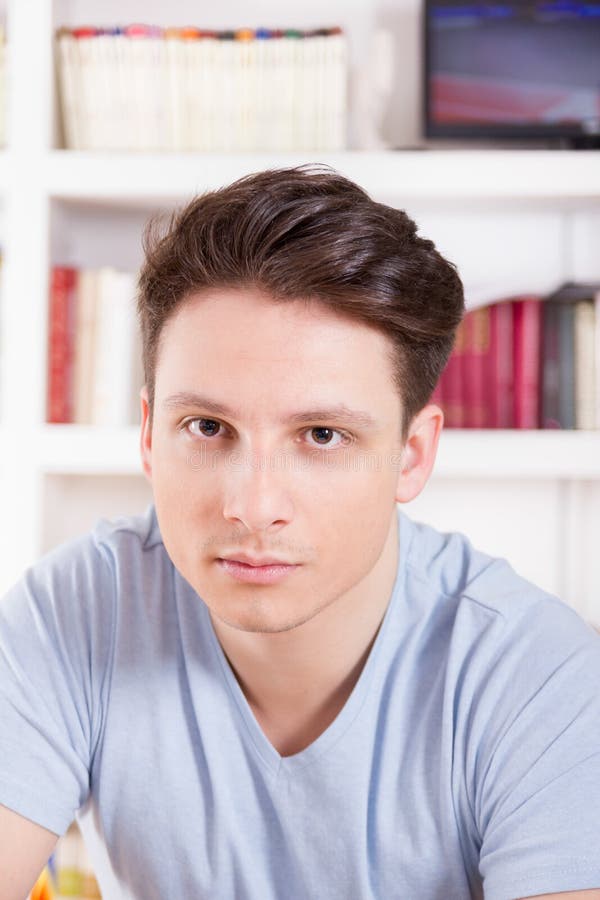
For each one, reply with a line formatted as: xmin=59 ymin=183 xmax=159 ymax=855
xmin=461 ymin=306 xmax=490 ymax=428
xmin=540 ymin=299 xmax=561 ymax=428
xmin=558 ymin=302 xmax=576 ymax=429
xmin=574 ymin=300 xmax=596 ymax=430
xmin=512 ymin=296 xmax=543 ymax=429
xmin=90 ymin=268 xmax=139 ymax=426
xmin=541 ymin=281 xmax=600 ymax=429
xmin=72 ymin=268 xmax=99 ymax=424
xmin=486 ymin=300 xmax=513 ymax=428
xmin=46 ymin=267 xmax=77 ymax=424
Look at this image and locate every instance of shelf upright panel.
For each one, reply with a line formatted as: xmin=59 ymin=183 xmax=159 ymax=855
xmin=0 ymin=0 xmax=54 ymax=592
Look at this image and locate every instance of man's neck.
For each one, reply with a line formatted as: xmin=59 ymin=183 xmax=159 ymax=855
xmin=208 ymin=511 xmax=400 ymax=755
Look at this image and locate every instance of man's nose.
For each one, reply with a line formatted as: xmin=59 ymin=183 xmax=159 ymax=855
xmin=221 ymin=450 xmax=295 ymax=533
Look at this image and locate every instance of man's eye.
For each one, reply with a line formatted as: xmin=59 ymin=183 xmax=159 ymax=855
xmin=182 ymin=419 xmax=351 ymax=448
xmin=186 ymin=418 xmax=222 ymax=437
xmin=305 ymin=427 xmax=350 ymax=448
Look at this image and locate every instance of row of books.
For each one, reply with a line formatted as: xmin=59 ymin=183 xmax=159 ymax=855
xmin=56 ymin=25 xmax=347 ymax=152
xmin=433 ymin=283 xmax=600 ymax=429
xmin=47 ymin=266 xmax=143 ymax=426
xmin=29 ymin=821 xmax=100 ymax=900
xmin=47 ymin=268 xmax=600 ymax=431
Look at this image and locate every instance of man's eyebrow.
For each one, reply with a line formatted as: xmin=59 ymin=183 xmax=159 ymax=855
xmin=161 ymin=392 xmax=378 ymax=428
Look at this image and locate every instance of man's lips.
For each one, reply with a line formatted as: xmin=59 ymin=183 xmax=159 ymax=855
xmin=215 ymin=557 xmax=300 ymax=585
xmin=219 ymin=553 xmax=295 ymax=566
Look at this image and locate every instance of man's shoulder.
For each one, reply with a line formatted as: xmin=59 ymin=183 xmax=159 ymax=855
xmin=91 ymin=502 xmax=163 ymax=557
xmin=397 ymin=510 xmax=600 ymax=731
xmin=50 ymin=502 xmax=162 ymax=569
xmin=2 ymin=504 xmax=165 ymax=617
xmin=398 ymin=508 xmax=590 ymax=639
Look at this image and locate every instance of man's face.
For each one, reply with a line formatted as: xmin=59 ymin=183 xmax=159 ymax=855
xmin=141 ymin=288 xmax=410 ymax=634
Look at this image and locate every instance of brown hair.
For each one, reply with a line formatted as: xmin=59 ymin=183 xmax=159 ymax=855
xmin=137 ymin=164 xmax=464 ymax=440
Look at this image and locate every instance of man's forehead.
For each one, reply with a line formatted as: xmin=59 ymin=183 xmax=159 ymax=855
xmin=169 ymin=288 xmax=390 ymax=346
xmin=155 ymin=289 xmax=403 ymax=428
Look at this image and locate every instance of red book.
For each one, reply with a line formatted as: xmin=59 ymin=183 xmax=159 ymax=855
xmin=438 ymin=317 xmax=466 ymax=428
xmin=512 ymin=296 xmax=543 ymax=428
xmin=461 ymin=306 xmax=490 ymax=428
xmin=485 ymin=300 xmax=514 ymax=428
xmin=46 ymin=267 xmax=77 ymax=423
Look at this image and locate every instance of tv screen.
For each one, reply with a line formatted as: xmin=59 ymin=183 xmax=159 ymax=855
xmin=424 ymin=0 xmax=600 ymax=143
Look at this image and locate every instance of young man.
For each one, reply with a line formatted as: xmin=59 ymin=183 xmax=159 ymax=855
xmin=1 ymin=166 xmax=599 ymax=900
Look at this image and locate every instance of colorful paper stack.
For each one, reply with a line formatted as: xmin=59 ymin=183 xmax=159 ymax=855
xmin=28 ymin=820 xmax=101 ymax=898
xmin=55 ymin=24 xmax=347 ymax=151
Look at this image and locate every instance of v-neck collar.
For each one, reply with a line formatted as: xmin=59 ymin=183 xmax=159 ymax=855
xmin=202 ymin=506 xmax=407 ymax=778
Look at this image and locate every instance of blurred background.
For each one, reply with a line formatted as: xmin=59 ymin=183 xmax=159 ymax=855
xmin=0 ymin=1 xmax=597 ymax=897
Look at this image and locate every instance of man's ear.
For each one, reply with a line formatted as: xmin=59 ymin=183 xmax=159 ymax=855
xmin=140 ymin=385 xmax=152 ymax=483
xmin=394 ymin=404 xmax=444 ymax=504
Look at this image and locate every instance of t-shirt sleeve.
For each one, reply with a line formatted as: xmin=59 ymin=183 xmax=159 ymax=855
xmin=0 ymin=535 xmax=114 ymax=836
xmin=473 ymin=597 xmax=600 ymax=900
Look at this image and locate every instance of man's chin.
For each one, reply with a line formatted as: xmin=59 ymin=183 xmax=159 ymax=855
xmin=206 ymin=596 xmax=323 ymax=636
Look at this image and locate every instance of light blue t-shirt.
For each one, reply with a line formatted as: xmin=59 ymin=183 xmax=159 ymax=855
xmin=1 ymin=503 xmax=600 ymax=900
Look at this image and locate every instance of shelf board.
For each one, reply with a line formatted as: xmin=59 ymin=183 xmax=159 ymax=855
xmin=36 ymin=424 xmax=600 ymax=479
xmin=44 ymin=149 xmax=600 ymax=205
xmin=435 ymin=428 xmax=600 ymax=479
xmin=38 ymin=425 xmax=143 ymax=474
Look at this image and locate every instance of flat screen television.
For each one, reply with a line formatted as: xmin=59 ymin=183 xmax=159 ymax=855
xmin=423 ymin=0 xmax=600 ymax=146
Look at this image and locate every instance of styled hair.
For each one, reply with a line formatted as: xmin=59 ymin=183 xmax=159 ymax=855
xmin=137 ymin=164 xmax=464 ymax=440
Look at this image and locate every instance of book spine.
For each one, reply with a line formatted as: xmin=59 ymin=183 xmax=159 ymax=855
xmin=487 ymin=300 xmax=513 ymax=428
xmin=540 ymin=300 xmax=561 ymax=428
xmin=165 ymin=30 xmax=181 ymax=150
xmin=193 ymin=34 xmax=208 ymax=151
xmin=72 ymin=268 xmax=97 ymax=424
xmin=47 ymin=267 xmax=76 ymax=423
xmin=75 ymin=32 xmax=95 ymax=150
xmin=89 ymin=268 xmax=139 ymax=425
xmin=558 ymin=303 xmax=576 ymax=429
xmin=513 ymin=296 xmax=542 ymax=429
xmin=574 ymin=299 xmax=596 ymax=430
xmin=461 ymin=306 xmax=490 ymax=428
xmin=331 ymin=31 xmax=347 ymax=150
xmin=56 ymin=31 xmax=77 ymax=149
xmin=89 ymin=268 xmax=115 ymax=424
xmin=109 ymin=270 xmax=138 ymax=425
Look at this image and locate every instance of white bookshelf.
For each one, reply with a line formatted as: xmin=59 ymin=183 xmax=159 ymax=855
xmin=0 ymin=3 xmax=599 ymax=615
xmin=0 ymin=2 xmax=597 ymax=898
